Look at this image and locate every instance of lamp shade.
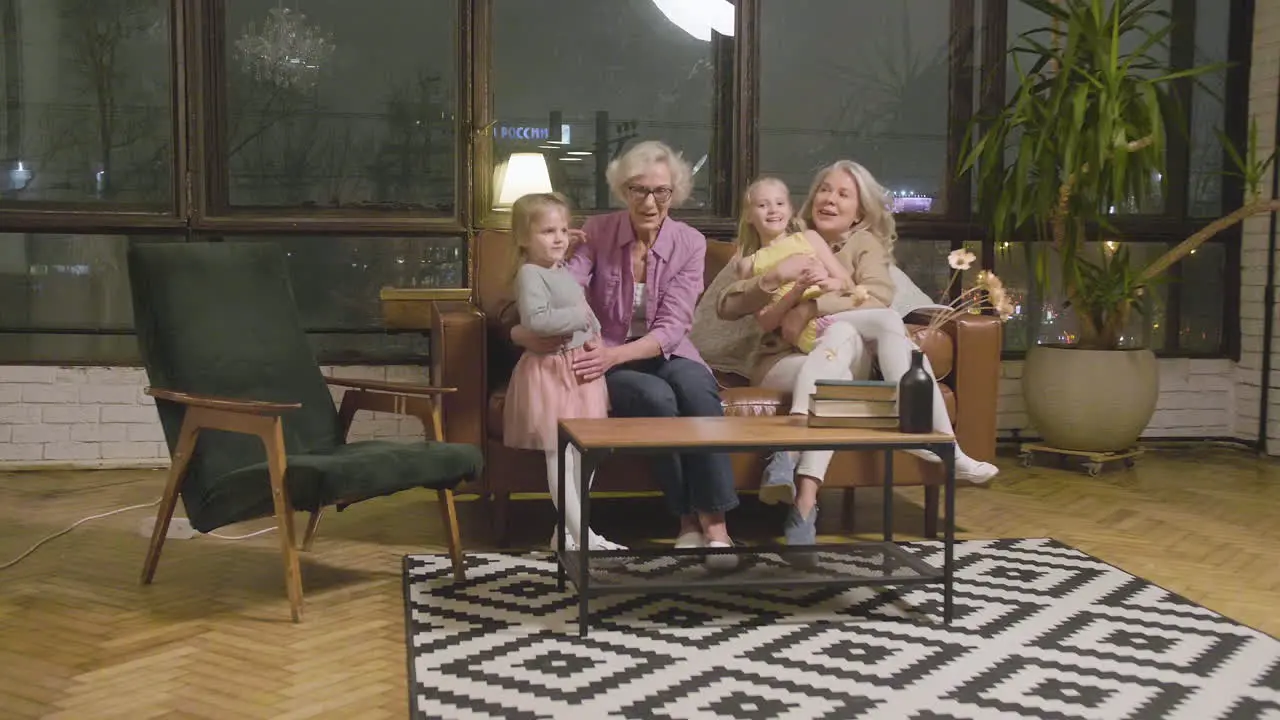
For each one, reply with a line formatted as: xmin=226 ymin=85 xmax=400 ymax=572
xmin=651 ymin=0 xmax=734 ymax=41
xmin=495 ymin=152 xmax=553 ymax=206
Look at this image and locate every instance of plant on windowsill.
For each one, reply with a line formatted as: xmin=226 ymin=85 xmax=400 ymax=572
xmin=959 ymin=0 xmax=1275 ymax=453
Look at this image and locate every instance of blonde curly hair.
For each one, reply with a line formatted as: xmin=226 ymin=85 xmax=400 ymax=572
xmin=798 ymin=160 xmax=897 ymax=257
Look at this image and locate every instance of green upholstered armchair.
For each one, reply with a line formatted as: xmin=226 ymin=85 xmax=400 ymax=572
xmin=128 ymin=241 xmax=483 ymax=622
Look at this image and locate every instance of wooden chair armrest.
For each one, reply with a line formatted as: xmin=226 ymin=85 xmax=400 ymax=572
xmin=145 ymin=387 xmax=301 ymax=416
xmin=335 ymin=386 xmax=446 ymax=442
xmin=324 ymin=377 xmax=457 ymax=396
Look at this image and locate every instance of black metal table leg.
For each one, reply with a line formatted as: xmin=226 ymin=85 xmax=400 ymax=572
xmin=556 ymin=434 xmax=568 ymax=593
xmin=577 ymin=448 xmax=596 ymax=638
xmin=939 ymin=442 xmax=956 ymax=624
xmin=882 ymin=449 xmax=895 ymax=542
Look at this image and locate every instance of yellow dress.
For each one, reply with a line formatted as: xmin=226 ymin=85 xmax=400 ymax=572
xmin=747 ymin=232 xmax=826 ymax=352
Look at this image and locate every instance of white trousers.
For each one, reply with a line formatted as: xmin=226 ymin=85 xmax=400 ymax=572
xmin=759 ymin=308 xmax=957 ymax=482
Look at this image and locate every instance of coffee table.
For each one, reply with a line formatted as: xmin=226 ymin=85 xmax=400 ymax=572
xmin=555 ymin=415 xmax=957 ymax=636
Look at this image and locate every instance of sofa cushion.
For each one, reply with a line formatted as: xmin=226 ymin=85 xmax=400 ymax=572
xmin=210 ymin=440 xmax=484 ymax=534
xmin=690 ymin=259 xmax=763 ymax=380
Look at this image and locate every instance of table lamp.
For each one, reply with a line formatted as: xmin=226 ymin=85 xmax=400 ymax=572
xmin=494 ymin=152 xmax=553 ymax=209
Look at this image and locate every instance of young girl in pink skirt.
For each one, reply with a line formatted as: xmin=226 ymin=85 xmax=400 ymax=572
xmin=502 ymin=192 xmax=627 ymax=552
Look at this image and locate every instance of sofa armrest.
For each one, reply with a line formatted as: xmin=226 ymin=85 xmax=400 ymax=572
xmin=947 ymin=313 xmax=1003 ymax=463
xmin=430 ymin=301 xmax=487 ymax=449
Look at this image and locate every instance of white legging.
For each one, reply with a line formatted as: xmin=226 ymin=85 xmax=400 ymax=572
xmin=759 ymin=323 xmax=870 ymax=481
xmin=545 ymin=447 xmax=593 ymax=543
xmin=760 ymin=308 xmax=956 ymax=482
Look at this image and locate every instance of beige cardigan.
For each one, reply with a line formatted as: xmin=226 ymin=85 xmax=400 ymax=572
xmin=716 ymin=227 xmax=895 ymax=384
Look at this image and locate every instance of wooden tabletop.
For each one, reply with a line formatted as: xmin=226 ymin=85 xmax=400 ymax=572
xmin=559 ymin=415 xmax=952 ymax=451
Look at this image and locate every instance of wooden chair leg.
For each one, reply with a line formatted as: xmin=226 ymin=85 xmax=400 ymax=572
xmin=923 ymin=486 xmax=940 ymax=539
xmin=141 ymin=419 xmax=199 ymax=585
xmin=437 ymin=488 xmax=466 ymax=581
xmin=301 ymin=509 xmax=323 ymax=551
xmin=842 ymin=488 xmax=857 ymax=533
xmin=262 ymin=420 xmax=304 ymax=622
xmin=491 ymin=492 xmax=512 ymax=548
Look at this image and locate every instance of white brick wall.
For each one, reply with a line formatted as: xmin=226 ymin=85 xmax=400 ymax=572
xmin=998 ymin=358 xmax=1236 ymax=439
xmin=1236 ymin=0 xmax=1280 ymax=453
xmin=0 ymin=356 xmax=1242 ymax=466
xmin=0 ymin=365 xmax=429 ymax=469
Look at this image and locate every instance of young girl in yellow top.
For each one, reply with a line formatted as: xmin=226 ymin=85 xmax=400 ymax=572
xmin=733 ymin=177 xmax=864 ymax=352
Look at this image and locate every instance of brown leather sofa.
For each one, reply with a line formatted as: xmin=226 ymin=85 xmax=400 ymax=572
xmin=429 ymin=231 xmax=1003 ymax=545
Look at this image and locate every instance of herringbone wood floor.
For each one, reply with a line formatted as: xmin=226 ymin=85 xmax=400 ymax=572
xmin=1 ymin=446 xmax=1277 ymax=719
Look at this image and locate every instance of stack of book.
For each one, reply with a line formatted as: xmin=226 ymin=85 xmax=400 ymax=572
xmin=807 ymin=379 xmax=898 ymax=429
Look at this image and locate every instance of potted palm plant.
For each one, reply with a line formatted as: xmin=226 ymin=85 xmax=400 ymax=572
xmin=962 ymin=0 xmax=1274 ymax=452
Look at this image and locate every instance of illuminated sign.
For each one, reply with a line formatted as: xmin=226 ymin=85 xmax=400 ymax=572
xmin=496 ymin=125 xmax=549 ymax=140
xmin=494 ymin=124 xmax=572 ymax=143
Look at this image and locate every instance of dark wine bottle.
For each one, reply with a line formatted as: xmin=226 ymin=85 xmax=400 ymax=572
xmin=898 ymin=349 xmax=934 ymax=433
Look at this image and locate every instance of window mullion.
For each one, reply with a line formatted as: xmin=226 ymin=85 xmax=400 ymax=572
xmin=1165 ymin=0 xmax=1196 ymax=221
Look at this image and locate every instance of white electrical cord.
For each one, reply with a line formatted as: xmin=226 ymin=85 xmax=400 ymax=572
xmin=207 ymin=526 xmax=277 ymax=540
xmin=0 ymin=498 xmax=278 ymax=570
xmin=0 ymin=498 xmax=160 ymax=570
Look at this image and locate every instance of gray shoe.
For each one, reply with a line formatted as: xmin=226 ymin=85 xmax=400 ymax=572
xmin=784 ymin=506 xmax=818 ymax=545
xmin=784 ymin=506 xmax=819 ymax=567
xmin=757 ymin=452 xmax=797 ymax=505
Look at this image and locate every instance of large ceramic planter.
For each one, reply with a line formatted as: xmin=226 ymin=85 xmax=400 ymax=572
xmin=1022 ymin=344 xmax=1159 ymax=452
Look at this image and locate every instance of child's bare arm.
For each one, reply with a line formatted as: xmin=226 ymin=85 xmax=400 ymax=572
xmin=733 ymin=252 xmax=754 ymax=281
xmin=804 ymin=230 xmax=853 ymax=289
xmin=754 ymin=264 xmax=824 ymax=333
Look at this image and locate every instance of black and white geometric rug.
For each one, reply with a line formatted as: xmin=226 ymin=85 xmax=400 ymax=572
xmin=403 ymin=538 xmax=1280 ymax=719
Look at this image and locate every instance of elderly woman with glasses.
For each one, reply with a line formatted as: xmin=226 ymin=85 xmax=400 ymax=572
xmin=510 ymin=140 xmax=738 ymax=557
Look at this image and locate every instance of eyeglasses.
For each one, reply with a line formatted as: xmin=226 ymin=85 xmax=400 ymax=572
xmin=626 ymin=185 xmax=674 ymax=204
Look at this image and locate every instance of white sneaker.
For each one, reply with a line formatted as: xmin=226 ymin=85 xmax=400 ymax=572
xmin=587 ymin=532 xmax=628 ymax=551
xmin=674 ymin=531 xmax=705 ymax=549
xmin=957 ymin=459 xmax=999 ymax=484
xmin=904 ymin=449 xmax=1000 ymax=484
xmin=551 ymin=530 xmax=628 ymax=552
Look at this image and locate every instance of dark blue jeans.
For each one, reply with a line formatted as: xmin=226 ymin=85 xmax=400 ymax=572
xmin=605 ymin=355 xmax=739 ymax=518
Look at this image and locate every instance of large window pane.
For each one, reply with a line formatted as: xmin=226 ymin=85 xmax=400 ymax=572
xmin=492 ymin=0 xmax=728 ymax=212
xmin=759 ymin=0 xmax=950 ymax=213
xmin=0 ymin=0 xmax=173 ymax=207
xmin=0 ymin=233 xmax=181 ymax=363
xmin=990 ymin=240 xmax=1226 ymax=354
xmin=895 ymin=241 xmax=981 ymax=302
xmin=0 ymin=234 xmax=453 ymax=363
xmin=1174 ymin=241 xmax=1224 ymax=353
xmin=232 ymin=236 xmax=466 ymax=329
xmin=1188 ymin=0 xmax=1231 ymax=217
xmin=222 ymin=0 xmax=457 ymax=212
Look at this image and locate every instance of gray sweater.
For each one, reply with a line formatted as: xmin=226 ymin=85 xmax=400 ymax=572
xmin=516 ymin=263 xmax=600 ymax=352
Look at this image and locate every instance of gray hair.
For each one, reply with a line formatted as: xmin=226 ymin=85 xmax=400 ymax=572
xmin=605 ymin=140 xmax=695 ymax=207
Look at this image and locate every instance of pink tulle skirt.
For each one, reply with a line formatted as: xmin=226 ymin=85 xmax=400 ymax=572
xmin=503 ymin=345 xmax=609 ymax=451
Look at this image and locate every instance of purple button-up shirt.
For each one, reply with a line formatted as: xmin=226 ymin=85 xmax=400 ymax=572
xmin=565 ymin=211 xmax=706 ymax=366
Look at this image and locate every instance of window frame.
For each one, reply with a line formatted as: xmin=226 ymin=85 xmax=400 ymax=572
xmin=0 ymin=0 xmax=1250 ymax=364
